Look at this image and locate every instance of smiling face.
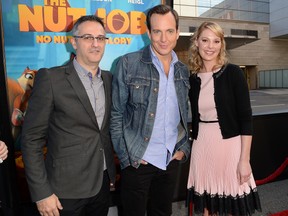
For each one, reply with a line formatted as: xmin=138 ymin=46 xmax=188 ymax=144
xmin=195 ymin=28 xmax=222 ymax=66
xmin=147 ymin=12 xmax=179 ymax=61
xmin=70 ymin=21 xmax=106 ymax=71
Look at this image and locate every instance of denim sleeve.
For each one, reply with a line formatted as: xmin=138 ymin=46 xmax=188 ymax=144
xmin=181 ymin=79 xmax=191 ymax=161
xmin=110 ymin=56 xmax=130 ymax=168
xmin=179 ymin=139 xmax=191 ymax=162
xmin=175 ymin=70 xmax=191 ymax=162
xmin=176 ymin=103 xmax=191 ymax=162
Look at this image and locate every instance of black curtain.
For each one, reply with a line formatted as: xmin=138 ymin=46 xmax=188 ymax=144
xmin=0 ymin=0 xmax=21 ymax=214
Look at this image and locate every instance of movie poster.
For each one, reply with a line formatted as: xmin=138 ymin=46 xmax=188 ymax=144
xmin=1 ymin=0 xmax=162 ymax=201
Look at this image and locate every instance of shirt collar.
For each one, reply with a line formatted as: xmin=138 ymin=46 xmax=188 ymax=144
xmin=73 ymin=58 xmax=102 ymax=78
xmin=149 ymin=45 xmax=178 ymax=65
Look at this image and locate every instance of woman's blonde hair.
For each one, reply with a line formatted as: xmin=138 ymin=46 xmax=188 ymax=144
xmin=188 ymin=21 xmax=228 ymax=74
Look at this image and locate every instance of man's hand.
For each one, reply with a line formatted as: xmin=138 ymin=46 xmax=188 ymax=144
xmin=140 ymin=159 xmax=148 ymax=165
xmin=37 ymin=194 xmax=63 ymax=216
xmin=172 ymin=150 xmax=185 ymax=161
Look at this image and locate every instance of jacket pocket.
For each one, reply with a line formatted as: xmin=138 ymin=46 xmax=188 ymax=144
xmin=127 ymin=78 xmax=150 ymax=104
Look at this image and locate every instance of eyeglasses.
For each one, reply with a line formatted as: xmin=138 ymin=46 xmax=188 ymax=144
xmin=73 ymin=34 xmax=108 ymax=43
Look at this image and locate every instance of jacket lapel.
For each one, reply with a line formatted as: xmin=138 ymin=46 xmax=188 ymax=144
xmin=100 ymin=71 xmax=111 ymax=131
xmin=65 ymin=62 xmax=99 ymax=129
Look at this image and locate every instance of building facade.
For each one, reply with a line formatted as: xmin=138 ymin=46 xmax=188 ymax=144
xmin=172 ymin=0 xmax=288 ymax=89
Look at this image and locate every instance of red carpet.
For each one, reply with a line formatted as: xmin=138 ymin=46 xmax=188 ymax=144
xmin=270 ymin=210 xmax=288 ymax=216
xmin=256 ymin=158 xmax=288 ymax=186
xmin=256 ymin=158 xmax=288 ymax=216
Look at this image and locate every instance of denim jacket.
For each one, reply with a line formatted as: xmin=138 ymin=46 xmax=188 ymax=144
xmin=110 ymin=45 xmax=191 ymax=169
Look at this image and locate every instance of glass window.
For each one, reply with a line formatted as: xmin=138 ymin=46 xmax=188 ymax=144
xmin=174 ymin=0 xmax=269 ymax=23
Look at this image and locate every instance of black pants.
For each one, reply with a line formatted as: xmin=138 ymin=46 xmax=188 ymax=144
xmin=120 ymin=160 xmax=178 ymax=216
xmin=59 ymin=170 xmax=110 ymax=216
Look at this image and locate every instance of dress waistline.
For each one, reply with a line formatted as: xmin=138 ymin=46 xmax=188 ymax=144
xmin=199 ymin=120 xmax=218 ymax=123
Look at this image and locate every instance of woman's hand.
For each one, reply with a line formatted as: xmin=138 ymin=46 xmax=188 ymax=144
xmin=237 ymin=160 xmax=252 ymax=185
xmin=0 ymin=140 xmax=8 ymax=163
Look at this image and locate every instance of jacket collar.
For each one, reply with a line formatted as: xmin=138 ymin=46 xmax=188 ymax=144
xmin=141 ymin=45 xmax=153 ymax=64
xmin=140 ymin=45 xmax=185 ymax=69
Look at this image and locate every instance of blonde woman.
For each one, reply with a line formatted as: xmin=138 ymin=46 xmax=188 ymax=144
xmin=187 ymin=21 xmax=262 ymax=215
xmin=0 ymin=140 xmax=8 ymax=163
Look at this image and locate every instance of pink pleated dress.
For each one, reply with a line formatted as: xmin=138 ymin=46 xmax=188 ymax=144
xmin=187 ymin=72 xmax=261 ymax=215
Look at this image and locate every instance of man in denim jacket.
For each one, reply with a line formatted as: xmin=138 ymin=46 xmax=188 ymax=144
xmin=110 ymin=4 xmax=190 ymax=216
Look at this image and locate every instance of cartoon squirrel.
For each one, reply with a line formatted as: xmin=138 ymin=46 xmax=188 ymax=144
xmin=7 ymin=67 xmax=37 ymax=150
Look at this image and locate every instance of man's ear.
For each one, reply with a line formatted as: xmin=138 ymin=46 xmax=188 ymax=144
xmin=70 ymin=37 xmax=77 ymax=50
xmin=147 ymin=29 xmax=151 ymax=40
xmin=70 ymin=52 xmax=76 ymax=61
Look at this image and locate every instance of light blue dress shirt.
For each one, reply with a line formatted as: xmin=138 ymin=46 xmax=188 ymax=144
xmin=142 ymin=46 xmax=180 ymax=170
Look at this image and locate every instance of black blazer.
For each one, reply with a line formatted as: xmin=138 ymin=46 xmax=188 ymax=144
xmin=21 ymin=61 xmax=116 ymax=202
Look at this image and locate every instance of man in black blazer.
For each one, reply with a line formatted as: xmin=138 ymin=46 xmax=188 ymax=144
xmin=21 ymin=15 xmax=116 ymax=216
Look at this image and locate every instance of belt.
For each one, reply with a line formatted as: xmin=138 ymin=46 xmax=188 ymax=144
xmin=199 ymin=120 xmax=218 ymax=123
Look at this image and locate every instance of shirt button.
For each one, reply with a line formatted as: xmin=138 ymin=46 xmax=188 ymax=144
xmin=153 ymin=88 xmax=158 ymax=92
xmin=149 ymin=113 xmax=154 ymax=118
xmin=144 ymin=137 xmax=149 ymax=142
